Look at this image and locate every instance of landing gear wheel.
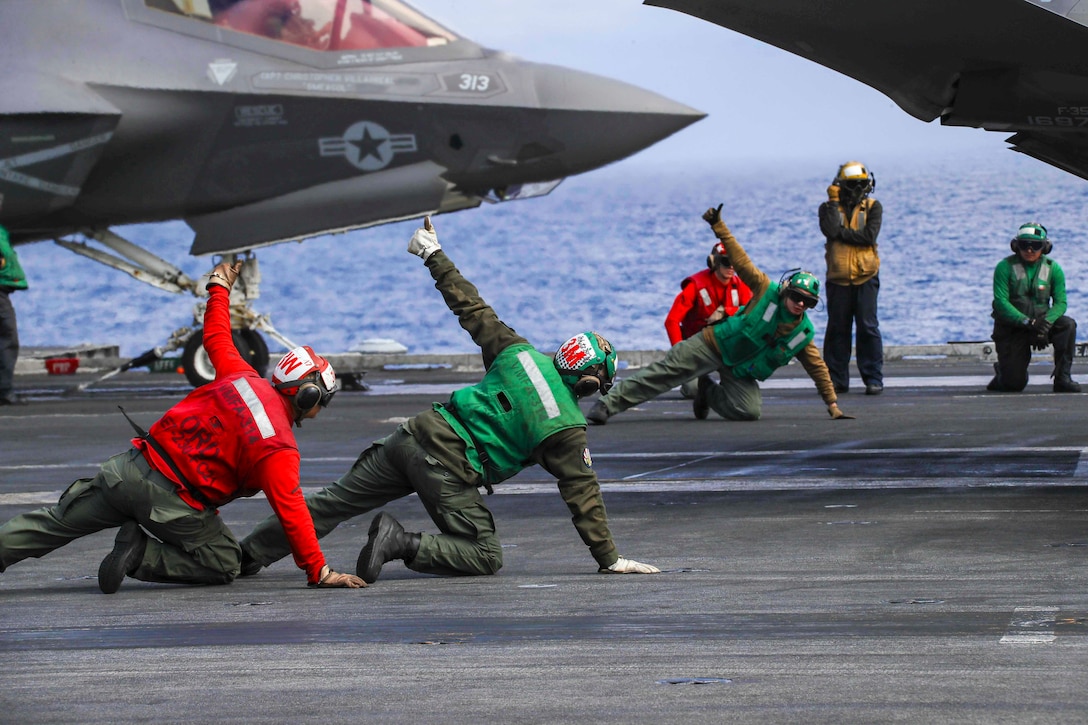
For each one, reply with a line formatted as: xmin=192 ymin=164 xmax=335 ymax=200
xmin=181 ymin=328 xmax=270 ymax=387
xmin=238 ymin=328 xmax=270 ymax=378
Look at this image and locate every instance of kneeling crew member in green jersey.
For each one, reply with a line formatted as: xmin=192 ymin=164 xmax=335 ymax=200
xmin=988 ymin=222 xmax=1081 ymax=393
xmin=239 ymin=217 xmax=660 ymax=583
xmin=587 ymin=204 xmax=850 ymax=424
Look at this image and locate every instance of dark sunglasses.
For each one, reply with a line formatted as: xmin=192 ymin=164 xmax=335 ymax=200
xmin=1017 ymin=240 xmax=1045 ymax=252
xmin=786 ymin=290 xmax=817 ymax=309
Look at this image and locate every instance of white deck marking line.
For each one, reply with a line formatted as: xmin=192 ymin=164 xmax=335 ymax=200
xmin=619 ymin=453 xmax=723 ymax=481
xmin=3 ymin=446 xmax=1078 ymax=471
xmin=1000 ymin=606 xmax=1058 ymax=644
xmin=1074 ymin=448 xmax=1088 ymax=478
xmin=593 ymin=446 xmax=1081 ymax=481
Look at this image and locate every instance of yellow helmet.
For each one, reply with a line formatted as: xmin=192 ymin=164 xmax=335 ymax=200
xmin=834 ymin=161 xmax=874 ymax=195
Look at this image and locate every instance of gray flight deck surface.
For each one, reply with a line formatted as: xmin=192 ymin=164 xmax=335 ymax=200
xmin=2 ymin=353 xmax=1087 ymax=724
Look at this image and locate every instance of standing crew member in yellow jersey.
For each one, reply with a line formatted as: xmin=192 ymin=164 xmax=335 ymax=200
xmin=820 ymin=161 xmax=884 ymax=395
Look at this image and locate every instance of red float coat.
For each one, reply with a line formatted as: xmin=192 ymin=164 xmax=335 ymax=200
xmin=133 ymin=285 xmax=326 ymax=583
xmin=664 ymin=268 xmax=753 ymax=345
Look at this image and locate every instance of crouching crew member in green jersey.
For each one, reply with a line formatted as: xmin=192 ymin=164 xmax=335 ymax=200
xmin=988 ymin=222 xmax=1080 ymax=393
xmin=587 ymin=204 xmax=850 ymax=424
xmin=239 ymin=218 xmax=660 ymax=584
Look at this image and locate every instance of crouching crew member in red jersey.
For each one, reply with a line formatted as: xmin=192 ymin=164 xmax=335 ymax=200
xmin=0 ymin=260 xmax=365 ymax=593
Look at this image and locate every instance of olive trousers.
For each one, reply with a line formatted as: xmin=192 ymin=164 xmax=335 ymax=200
xmin=598 ymin=334 xmax=763 ymax=421
xmin=242 ymin=425 xmax=503 ymax=577
xmin=0 ymin=448 xmax=240 ymax=584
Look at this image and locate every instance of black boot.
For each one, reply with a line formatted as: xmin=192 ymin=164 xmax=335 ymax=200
xmin=693 ymin=375 xmax=711 ymax=420
xmin=238 ymin=547 xmax=262 ymax=577
xmin=1053 ymin=344 xmax=1081 ymax=393
xmin=98 ymin=521 xmax=148 ymax=594
xmin=356 ymin=512 xmax=421 ymax=583
xmin=1054 ymin=369 xmax=1082 ymax=393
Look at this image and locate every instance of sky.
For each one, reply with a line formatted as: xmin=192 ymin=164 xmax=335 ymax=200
xmin=413 ymin=0 xmax=1010 ymax=170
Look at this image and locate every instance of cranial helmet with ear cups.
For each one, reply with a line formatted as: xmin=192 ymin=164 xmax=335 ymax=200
xmin=1011 ymin=222 xmax=1052 ymax=254
xmin=780 ymin=269 xmax=820 ymax=307
xmin=553 ymin=332 xmax=618 ymax=398
xmin=272 ymin=345 xmax=341 ymax=423
xmin=706 ymin=242 xmax=730 ymax=270
xmin=834 ymin=160 xmax=874 ymax=196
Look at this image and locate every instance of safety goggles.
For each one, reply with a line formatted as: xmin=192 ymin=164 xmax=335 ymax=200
xmin=587 ymin=363 xmax=614 ymax=394
xmin=318 ymin=378 xmax=342 ymax=408
xmin=1017 ymin=240 xmax=1045 ymax=252
xmin=786 ymin=290 xmax=817 ymax=309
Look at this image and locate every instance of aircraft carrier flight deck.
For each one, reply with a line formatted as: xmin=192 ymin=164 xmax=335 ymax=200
xmin=2 ymin=347 xmax=1087 ymax=724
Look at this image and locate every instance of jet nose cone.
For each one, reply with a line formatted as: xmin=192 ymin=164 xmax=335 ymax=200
xmin=529 ymin=62 xmax=705 ymax=172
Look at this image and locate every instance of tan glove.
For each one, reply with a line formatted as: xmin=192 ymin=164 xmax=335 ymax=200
xmin=706 ymin=305 xmax=726 ymax=325
xmin=311 ymin=564 xmax=367 ymax=588
xmin=599 ymin=557 xmax=661 ymax=574
xmin=828 ymin=402 xmax=855 ymax=420
xmin=702 ymin=203 xmax=723 ymax=226
xmin=205 ymin=260 xmax=242 ymax=291
xmin=827 ymin=184 xmax=840 ymax=203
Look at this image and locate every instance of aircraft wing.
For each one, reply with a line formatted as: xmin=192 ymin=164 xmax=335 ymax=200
xmin=186 ymin=161 xmax=464 ymax=255
xmin=647 ymin=0 xmax=1088 ymax=180
xmin=0 ymin=73 xmax=121 ymax=231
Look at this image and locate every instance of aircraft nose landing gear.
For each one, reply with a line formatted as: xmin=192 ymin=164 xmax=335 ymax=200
xmin=56 ymin=230 xmax=296 ymax=389
xmin=181 ymin=327 xmax=270 ymax=387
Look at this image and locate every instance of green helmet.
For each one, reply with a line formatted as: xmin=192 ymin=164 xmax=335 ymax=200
xmin=554 ymin=332 xmax=618 ymax=397
xmin=783 ymin=270 xmax=820 ymax=307
xmin=1012 ymin=222 xmax=1051 ymax=254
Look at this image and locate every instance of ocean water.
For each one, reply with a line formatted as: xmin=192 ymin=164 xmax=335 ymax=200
xmin=13 ymin=150 xmax=1088 ymax=358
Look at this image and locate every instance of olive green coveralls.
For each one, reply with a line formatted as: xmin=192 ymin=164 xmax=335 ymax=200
xmin=242 ymin=250 xmax=621 ymax=576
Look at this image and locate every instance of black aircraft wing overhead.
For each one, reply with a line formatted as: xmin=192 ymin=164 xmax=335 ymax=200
xmin=0 ymin=73 xmax=121 ymax=231
xmin=0 ymin=0 xmax=705 ymax=387
xmin=0 ymin=0 xmax=704 ymax=253
xmin=647 ymin=0 xmax=1088 ymax=181
xmin=187 ymin=160 xmax=455 ymax=254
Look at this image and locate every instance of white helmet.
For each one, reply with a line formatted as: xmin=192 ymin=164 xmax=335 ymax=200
xmin=272 ymin=346 xmax=340 ymax=420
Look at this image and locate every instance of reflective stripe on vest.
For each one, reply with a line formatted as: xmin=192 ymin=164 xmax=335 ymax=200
xmin=1010 ymin=257 xmax=1053 ymax=315
xmin=762 ymin=300 xmax=778 ymax=322
xmin=838 ymin=199 xmax=871 ymax=230
xmin=233 ymin=377 xmax=276 ymax=439
xmin=518 ymin=350 xmax=560 ymax=419
xmin=787 ymin=328 xmax=808 ymax=350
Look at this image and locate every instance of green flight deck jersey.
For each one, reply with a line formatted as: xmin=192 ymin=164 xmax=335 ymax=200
xmin=438 ymin=344 xmax=587 ymax=486
xmin=711 ymin=282 xmax=816 ymax=381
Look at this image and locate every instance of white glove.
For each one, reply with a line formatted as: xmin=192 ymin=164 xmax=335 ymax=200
xmin=407 ymin=216 xmax=441 ymax=260
xmin=599 ymin=557 xmax=661 ymax=574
